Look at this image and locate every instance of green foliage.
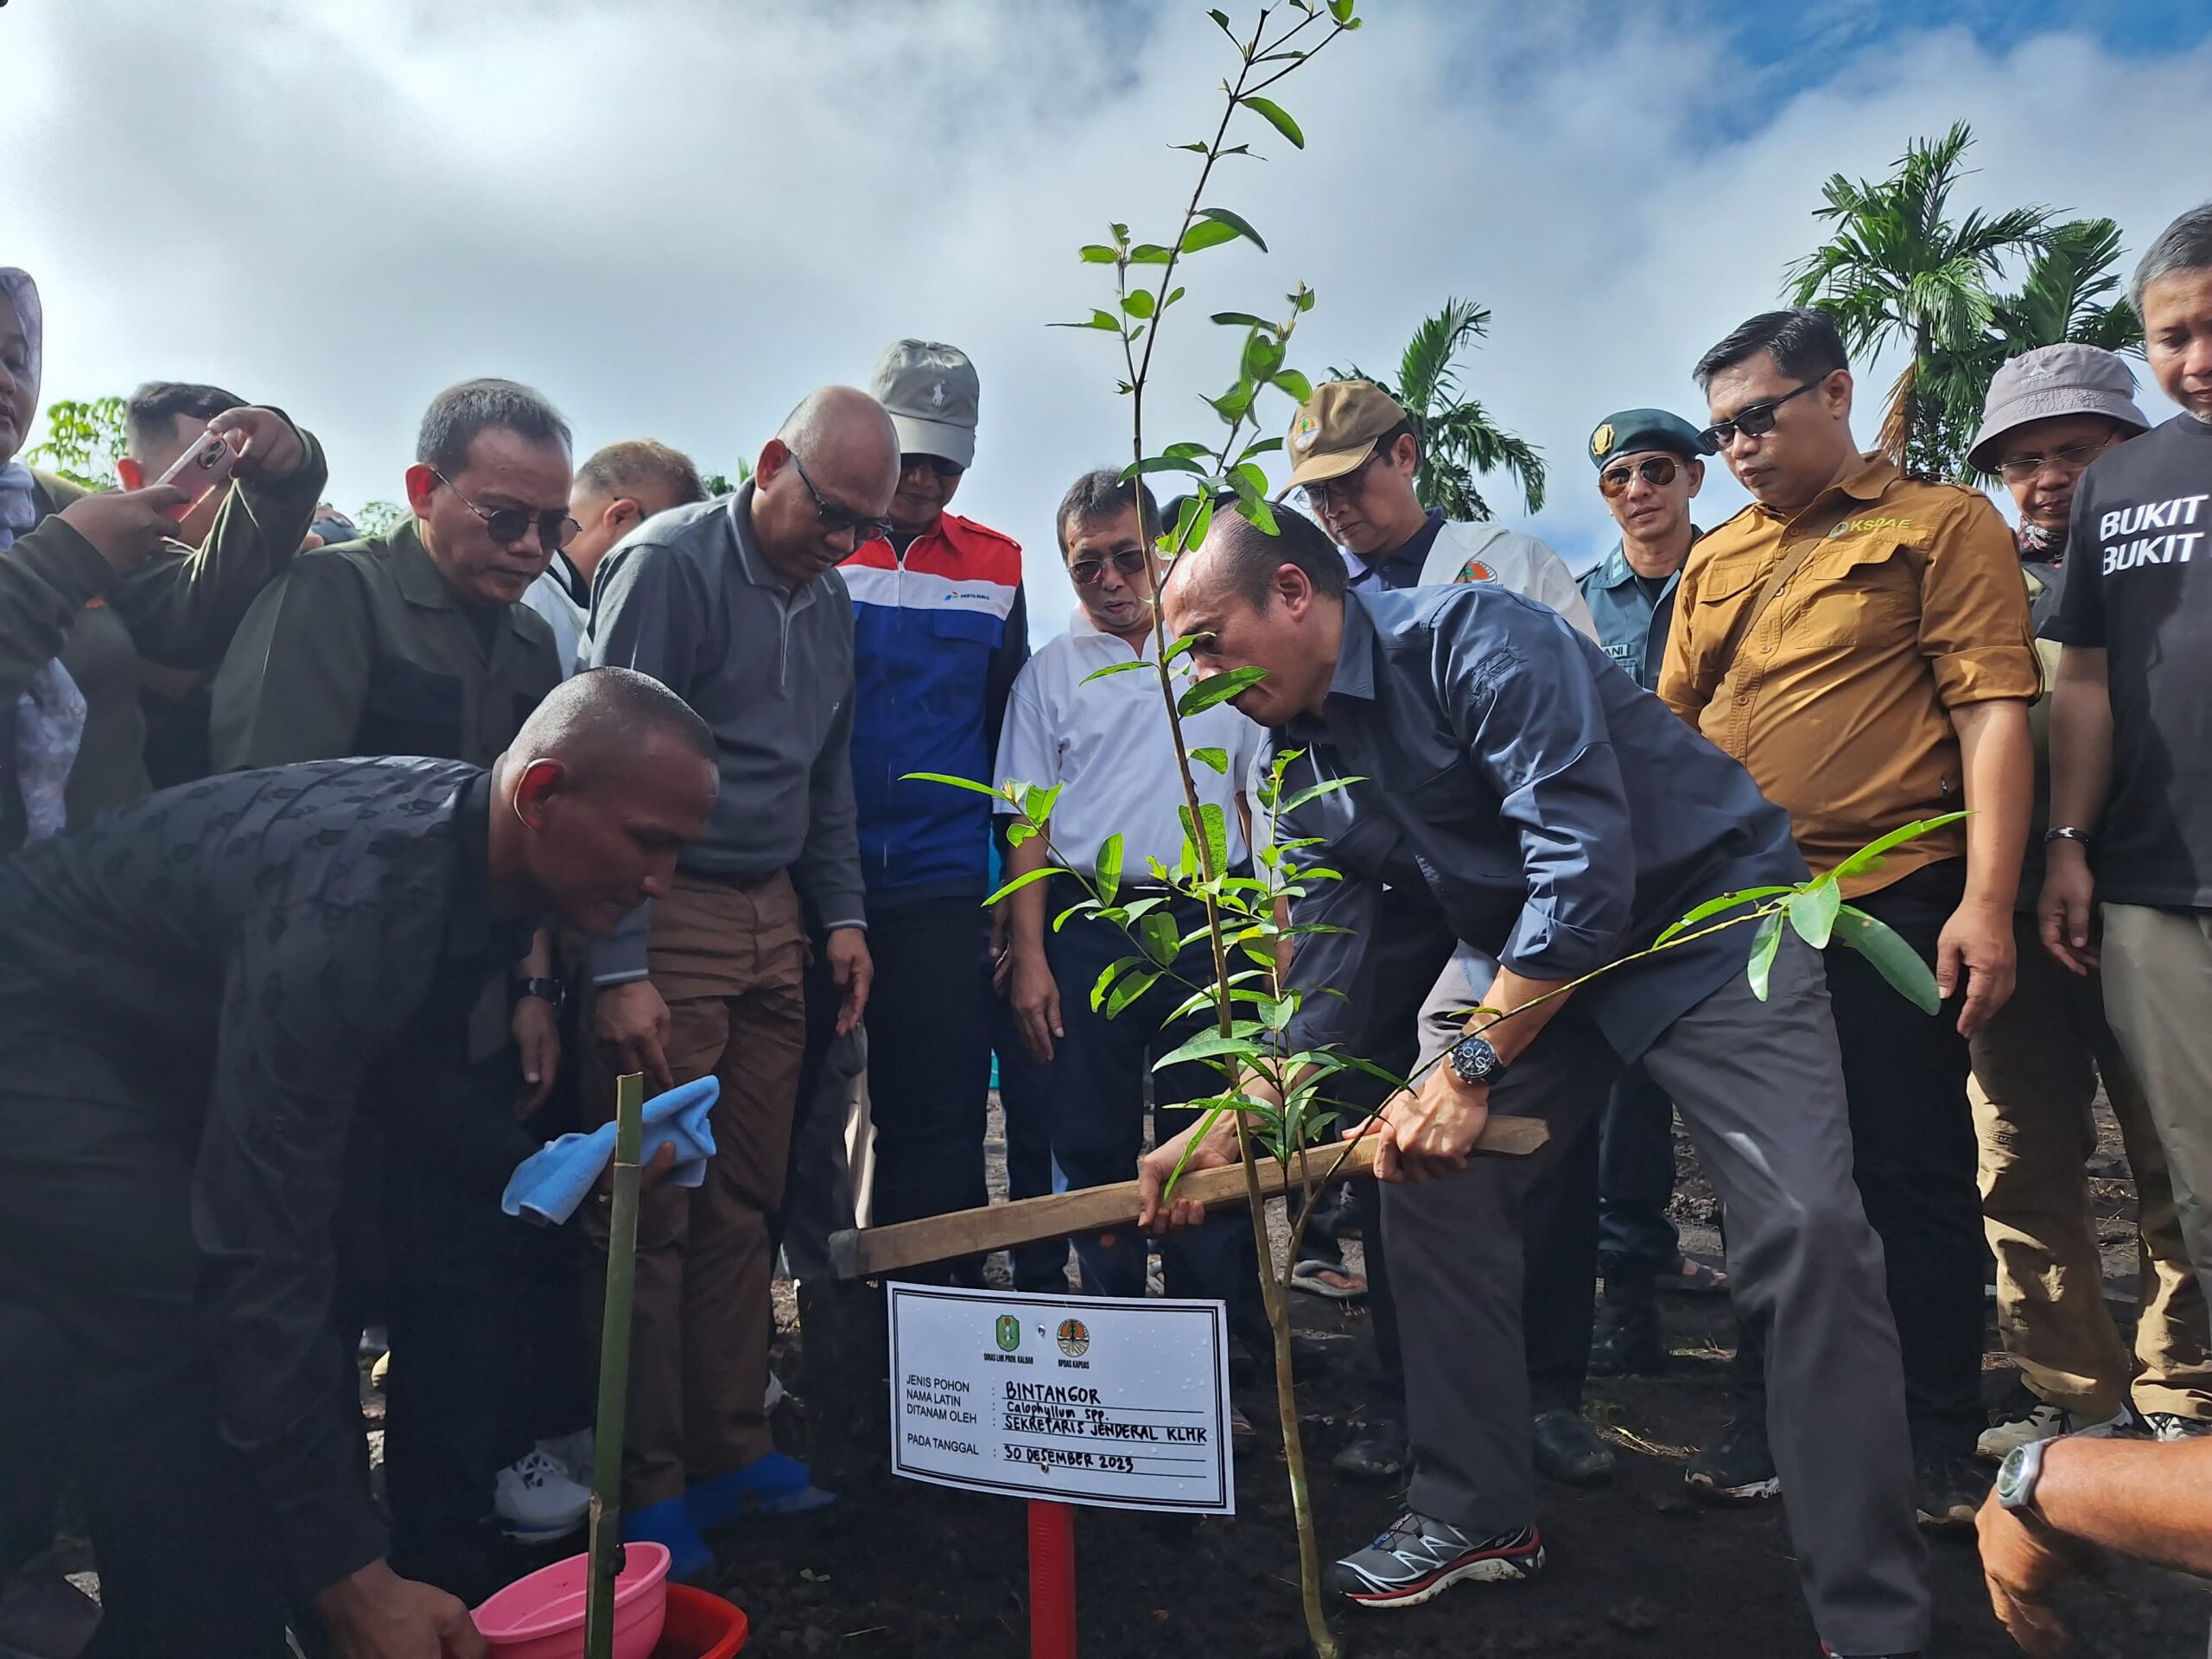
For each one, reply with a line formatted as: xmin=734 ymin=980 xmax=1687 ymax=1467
xmin=1784 ymin=124 xmax=2140 ymax=481
xmin=353 ymin=500 xmax=407 ymax=537
xmin=25 ymin=396 xmax=127 ymax=493
xmin=1332 ymin=297 xmax=1546 ymax=519
xmin=700 ymin=458 xmax=753 ymax=497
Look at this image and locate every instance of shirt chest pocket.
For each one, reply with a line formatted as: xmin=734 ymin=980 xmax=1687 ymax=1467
xmin=358 ymin=657 xmax=465 ymax=760
xmin=1783 ymin=536 xmax=1926 ymax=650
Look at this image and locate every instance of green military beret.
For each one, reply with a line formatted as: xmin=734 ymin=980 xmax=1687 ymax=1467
xmin=1588 ymin=408 xmax=1711 ymax=468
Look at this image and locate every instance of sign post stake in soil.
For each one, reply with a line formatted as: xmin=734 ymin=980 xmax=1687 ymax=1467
xmin=1027 ymin=1499 xmax=1077 ymax=1659
xmin=584 ymin=1071 xmax=645 ymax=1659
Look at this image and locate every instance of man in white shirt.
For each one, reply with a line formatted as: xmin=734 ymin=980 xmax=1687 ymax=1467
xmin=995 ymin=470 xmax=1264 ymax=1303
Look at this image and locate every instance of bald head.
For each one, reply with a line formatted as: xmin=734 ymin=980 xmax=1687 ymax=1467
xmin=495 ymin=668 xmax=720 ymax=937
xmin=1161 ymin=505 xmax=1345 ymax=728
xmin=750 ymin=385 xmax=901 ymax=586
xmin=1174 ymin=505 xmax=1345 ymax=610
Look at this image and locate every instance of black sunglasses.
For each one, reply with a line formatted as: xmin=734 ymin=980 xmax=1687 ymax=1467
xmin=901 ymin=453 xmax=965 ymax=480
xmin=1599 ymin=454 xmax=1682 ymax=498
xmin=434 ymin=471 xmax=580 ymax=551
xmin=1070 ymin=547 xmax=1149 ymax=587
xmin=788 ymin=450 xmax=895 ymax=543
xmin=1700 ymin=381 xmax=1820 ymax=451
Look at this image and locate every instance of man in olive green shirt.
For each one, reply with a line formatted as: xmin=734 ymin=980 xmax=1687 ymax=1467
xmin=208 ymin=378 xmax=578 ymax=1599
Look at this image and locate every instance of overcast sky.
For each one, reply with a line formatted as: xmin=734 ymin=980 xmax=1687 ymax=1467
xmin=8 ymin=0 xmax=2210 ymax=630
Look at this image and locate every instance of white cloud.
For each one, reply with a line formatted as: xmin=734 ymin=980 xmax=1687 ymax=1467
xmin=6 ymin=0 xmax=2209 ymax=626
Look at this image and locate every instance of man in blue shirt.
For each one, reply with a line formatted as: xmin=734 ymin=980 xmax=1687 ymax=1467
xmin=1574 ymin=409 xmax=1728 ymax=1378
xmin=1138 ymin=510 xmax=1928 ymax=1657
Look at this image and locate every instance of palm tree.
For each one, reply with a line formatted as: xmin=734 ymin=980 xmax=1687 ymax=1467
xmin=1922 ymin=217 xmax=2145 ymax=478
xmin=1786 ymin=122 xmax=2050 ymax=479
xmin=1332 ymin=297 xmax=1545 ymax=521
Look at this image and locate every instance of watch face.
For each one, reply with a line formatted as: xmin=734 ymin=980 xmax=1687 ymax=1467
xmin=1996 ymin=1443 xmax=2034 ymax=1508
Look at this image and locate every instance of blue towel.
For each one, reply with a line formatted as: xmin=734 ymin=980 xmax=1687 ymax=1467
xmin=502 ymin=1076 xmax=720 ymax=1225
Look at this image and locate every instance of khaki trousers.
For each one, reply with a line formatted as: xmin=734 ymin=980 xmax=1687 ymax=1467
xmin=1971 ymin=912 xmax=2212 ymax=1419
xmin=2103 ymin=904 xmax=2212 ymax=1325
xmin=586 ymin=869 xmax=807 ymax=1509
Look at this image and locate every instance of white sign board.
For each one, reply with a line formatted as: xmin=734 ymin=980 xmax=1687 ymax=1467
xmin=887 ymin=1282 xmax=1235 ymax=1515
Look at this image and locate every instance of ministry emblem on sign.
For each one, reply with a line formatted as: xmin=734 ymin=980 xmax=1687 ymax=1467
xmin=995 ymin=1314 xmax=1022 ymax=1352
xmin=1056 ymin=1318 xmax=1091 ymax=1358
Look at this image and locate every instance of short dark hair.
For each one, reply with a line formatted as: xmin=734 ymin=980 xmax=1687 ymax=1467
xmin=1055 ymin=467 xmax=1160 ymax=557
xmin=416 ymin=378 xmax=572 ymax=477
xmin=1693 ymin=308 xmax=1850 ymax=391
xmin=1374 ymin=419 xmax=1418 ymax=467
xmin=526 ymin=664 xmax=715 ymax=770
xmin=2133 ymin=201 xmax=2212 ymax=313
xmin=576 ymin=439 xmax=707 ymax=511
xmin=1209 ymin=505 xmax=1345 ymax=607
xmin=124 ymin=380 xmax=245 ymax=458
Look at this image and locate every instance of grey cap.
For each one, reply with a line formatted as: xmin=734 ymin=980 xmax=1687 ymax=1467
xmin=1967 ymin=342 xmax=2150 ymax=473
xmin=868 ymin=339 xmax=979 ymax=469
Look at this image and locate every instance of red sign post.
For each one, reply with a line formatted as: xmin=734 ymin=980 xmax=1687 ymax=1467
xmin=1027 ymin=1498 xmax=1078 ymax=1658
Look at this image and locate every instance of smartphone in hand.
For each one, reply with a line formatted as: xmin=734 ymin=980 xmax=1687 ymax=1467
xmin=151 ymin=429 xmax=240 ymax=522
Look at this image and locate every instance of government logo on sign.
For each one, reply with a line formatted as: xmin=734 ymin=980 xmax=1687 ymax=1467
xmin=995 ymin=1315 xmax=1022 ymax=1353
xmin=1056 ymin=1318 xmax=1090 ymax=1358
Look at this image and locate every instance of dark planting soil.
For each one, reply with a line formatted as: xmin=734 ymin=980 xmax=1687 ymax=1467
xmin=722 ymin=1105 xmax=2212 ymax=1659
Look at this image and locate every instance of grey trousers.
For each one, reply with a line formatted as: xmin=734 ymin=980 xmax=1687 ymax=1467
xmin=1386 ymin=937 xmax=1929 ymax=1656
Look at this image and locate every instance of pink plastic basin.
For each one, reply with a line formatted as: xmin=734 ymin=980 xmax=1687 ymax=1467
xmin=474 ymin=1541 xmax=671 ymax=1659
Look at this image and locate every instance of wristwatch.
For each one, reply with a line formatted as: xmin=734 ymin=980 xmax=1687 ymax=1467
xmin=515 ymin=976 xmax=566 ymax=1014
xmin=1995 ymin=1436 xmax=2049 ymax=1520
xmin=1447 ymin=1032 xmax=1506 ymax=1088
xmin=2043 ymin=826 xmax=2093 ymax=848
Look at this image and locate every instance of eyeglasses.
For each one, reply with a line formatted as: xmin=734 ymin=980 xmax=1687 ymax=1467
xmin=901 ymin=453 xmax=965 ymax=480
xmin=1700 ymin=380 xmax=1821 ymax=451
xmin=788 ymin=450 xmax=895 ymax=543
xmin=1995 ymin=437 xmax=2111 ymax=482
xmin=434 ymin=471 xmax=580 ymax=551
xmin=1598 ymin=454 xmax=1681 ymax=498
xmin=1070 ymin=547 xmax=1149 ymax=587
xmin=1297 ymin=449 xmax=1385 ymax=511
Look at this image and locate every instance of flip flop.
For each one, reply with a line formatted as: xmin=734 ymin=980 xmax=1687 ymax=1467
xmin=1291 ymin=1261 xmax=1370 ymax=1301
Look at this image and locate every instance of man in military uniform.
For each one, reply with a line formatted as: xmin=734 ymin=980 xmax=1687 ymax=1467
xmin=0 ymin=670 xmax=718 ymax=1659
xmin=208 ymin=378 xmax=579 ymax=1589
xmin=1575 ymin=410 xmax=1731 ymax=1379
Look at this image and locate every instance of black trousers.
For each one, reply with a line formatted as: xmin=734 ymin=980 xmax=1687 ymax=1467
xmin=862 ymin=897 xmax=994 ymax=1264
xmin=993 ymin=1002 xmax=1072 ymax=1291
xmin=1596 ymin=1060 xmax=1683 ymax=1282
xmin=0 ymin=1090 xmax=296 ymax=1658
xmin=1732 ymin=859 xmax=1985 ymax=1458
xmin=0 ymin=1301 xmax=73 ymax=1574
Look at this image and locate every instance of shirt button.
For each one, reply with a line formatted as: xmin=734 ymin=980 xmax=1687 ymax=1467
xmin=1734 ymin=692 xmax=1751 ymax=706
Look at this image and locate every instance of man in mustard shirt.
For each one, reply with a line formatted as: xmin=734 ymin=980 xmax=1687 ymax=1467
xmin=1661 ymin=308 xmax=2036 ymax=1530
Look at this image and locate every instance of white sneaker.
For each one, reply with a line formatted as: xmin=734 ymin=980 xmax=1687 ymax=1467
xmin=535 ymin=1428 xmax=594 ymax=1484
xmin=2145 ymin=1412 xmax=2211 ymax=1442
xmin=1976 ymin=1400 xmax=2128 ymax=1463
xmin=765 ymin=1370 xmax=787 ymax=1414
xmin=494 ymin=1449 xmax=592 ymax=1541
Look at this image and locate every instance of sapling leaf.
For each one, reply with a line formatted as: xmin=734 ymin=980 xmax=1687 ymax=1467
xmin=1130 ymin=454 xmax=1206 ymax=477
xmin=903 ymin=770 xmax=1009 ymax=799
xmin=1243 ymin=498 xmax=1280 ymax=535
xmin=1179 ymin=666 xmax=1266 ymax=715
xmin=1140 ymin=910 xmax=1180 ymax=966
xmin=1279 ymin=775 xmax=1360 ymax=813
xmin=1831 ymin=811 xmax=1971 ymax=880
xmin=1211 ymin=310 xmax=1273 ymax=327
xmin=1079 ymin=245 xmax=1121 ymax=264
xmin=1192 ymin=746 xmax=1230 ymax=774
xmin=1090 ymin=956 xmax=1145 ymax=1010
xmin=1785 ymin=881 xmax=1842 ymax=950
xmin=1653 ymin=886 xmax=1795 ymax=945
xmin=1196 ymin=206 xmax=1268 ymax=251
xmin=1834 ymin=906 xmax=1942 ymax=1013
xmin=1153 ymin=1031 xmax=1265 ymax=1072
xmin=1242 ymin=94 xmax=1305 ymax=149
xmin=1107 ymin=966 xmax=1160 ymax=1018
xmin=1272 ymin=369 xmax=1314 ymax=403
xmin=1095 ymin=833 xmax=1124 ymax=906
xmin=1745 ymin=910 xmax=1784 ymax=1001
xmin=1122 ymin=289 xmax=1156 ymax=319
xmin=1082 ymin=658 xmax=1154 ymax=685
xmin=1006 ymin=822 xmax=1034 ymax=847
xmin=985 ymin=866 xmax=1065 ymax=906
xmin=1127 ymin=243 xmax=1175 ymax=264
xmin=1180 ymin=219 xmax=1243 ymax=254
xmin=1047 ymin=309 xmax=1124 ymax=332
xmin=1021 ymin=783 xmax=1062 ymax=827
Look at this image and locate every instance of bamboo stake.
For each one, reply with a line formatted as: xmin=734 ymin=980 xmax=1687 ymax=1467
xmin=585 ymin=1072 xmax=645 ymax=1659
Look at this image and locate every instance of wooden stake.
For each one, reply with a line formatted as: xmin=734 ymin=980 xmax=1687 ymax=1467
xmin=585 ymin=1072 xmax=645 ymax=1659
xmin=828 ymin=1116 xmax=1548 ymax=1281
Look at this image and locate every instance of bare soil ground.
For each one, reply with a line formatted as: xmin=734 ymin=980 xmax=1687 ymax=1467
xmin=732 ymin=1099 xmax=2212 ymax=1659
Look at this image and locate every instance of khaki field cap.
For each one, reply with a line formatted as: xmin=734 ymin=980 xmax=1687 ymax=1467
xmin=870 ymin=339 xmax=981 ymax=469
xmin=1967 ymin=341 xmax=2150 ymax=474
xmin=1277 ymin=379 xmax=1410 ymax=498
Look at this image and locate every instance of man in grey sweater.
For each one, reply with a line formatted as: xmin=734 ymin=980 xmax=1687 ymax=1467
xmin=580 ymin=385 xmax=894 ymax=1574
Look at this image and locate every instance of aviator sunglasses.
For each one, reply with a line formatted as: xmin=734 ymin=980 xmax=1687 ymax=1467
xmin=1599 ymin=455 xmax=1682 ymax=497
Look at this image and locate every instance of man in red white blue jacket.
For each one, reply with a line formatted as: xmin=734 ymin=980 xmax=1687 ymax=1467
xmin=838 ymin=340 xmax=1028 ymax=1268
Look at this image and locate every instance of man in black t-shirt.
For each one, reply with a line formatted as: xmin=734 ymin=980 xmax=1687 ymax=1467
xmin=2043 ymin=201 xmax=2212 ymax=1316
